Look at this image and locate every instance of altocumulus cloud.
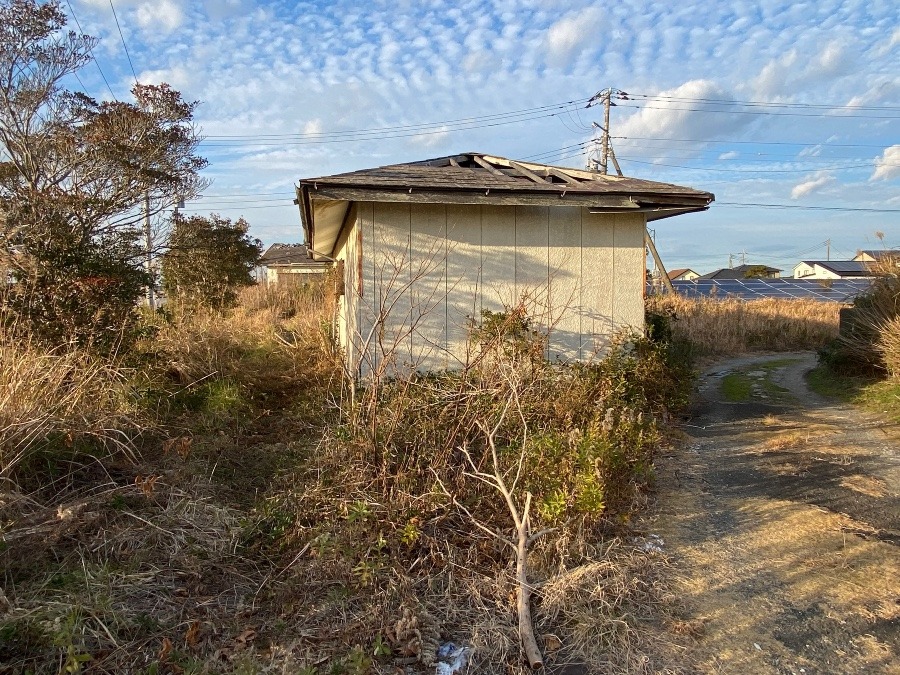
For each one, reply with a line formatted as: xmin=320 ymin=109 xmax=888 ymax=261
xmin=135 ymin=0 xmax=185 ymax=32
xmin=544 ymin=6 xmax=603 ymax=67
xmin=791 ymin=171 xmax=836 ymax=199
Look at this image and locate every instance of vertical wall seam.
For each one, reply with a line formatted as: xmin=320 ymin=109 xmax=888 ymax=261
xmin=579 ymin=207 xmax=584 ymax=361
xmin=444 ymin=204 xmax=448 ymax=361
xmin=546 ymin=206 xmax=550 ymax=361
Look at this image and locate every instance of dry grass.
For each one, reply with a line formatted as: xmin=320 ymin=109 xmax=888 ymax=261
xmin=0 ymin=327 xmax=143 ymax=481
xmin=0 ymin=284 xmax=695 ymax=674
xmin=649 ymin=295 xmax=841 ymax=356
xmin=143 ymin=281 xmax=344 ymax=432
xmin=877 ymin=315 xmax=900 ymax=378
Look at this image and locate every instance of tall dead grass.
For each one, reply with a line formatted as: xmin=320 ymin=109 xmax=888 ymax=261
xmin=649 ymin=295 xmax=841 ymax=357
xmin=148 ymin=281 xmax=342 ymax=414
xmin=817 ymin=257 xmax=900 ymax=374
xmin=0 ymin=327 xmax=142 ymax=481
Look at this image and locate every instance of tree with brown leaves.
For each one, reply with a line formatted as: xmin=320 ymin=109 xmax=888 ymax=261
xmin=0 ymin=0 xmax=207 ymax=350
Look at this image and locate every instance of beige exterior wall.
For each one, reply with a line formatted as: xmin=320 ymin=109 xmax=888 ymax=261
xmin=331 ymin=201 xmax=646 ymax=377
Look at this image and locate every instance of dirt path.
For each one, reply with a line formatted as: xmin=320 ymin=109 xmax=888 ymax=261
xmin=652 ymin=352 xmax=900 ymax=674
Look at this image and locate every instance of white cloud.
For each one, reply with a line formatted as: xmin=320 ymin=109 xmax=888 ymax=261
xmin=544 ymin=7 xmax=602 ymax=66
xmin=410 ymin=126 xmax=451 ymax=148
xmin=303 ymin=119 xmax=323 ymax=136
xmin=791 ymin=172 xmax=835 ymax=199
xmin=136 ymin=0 xmax=185 ymax=32
xmin=203 ymin=0 xmax=249 ymax=21
xmin=751 ymin=40 xmax=854 ymax=99
xmin=615 ymin=80 xmax=753 ymax=155
xmin=798 ymin=145 xmax=822 ymax=157
xmin=871 ymin=145 xmax=900 ymax=181
xmin=879 ymin=27 xmax=900 ymax=55
xmin=137 ymin=65 xmax=192 ymax=89
xmin=718 ymin=151 xmax=739 ymax=160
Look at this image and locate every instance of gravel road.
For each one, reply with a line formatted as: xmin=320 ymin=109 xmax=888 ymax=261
xmin=651 ymin=352 xmax=900 ymax=674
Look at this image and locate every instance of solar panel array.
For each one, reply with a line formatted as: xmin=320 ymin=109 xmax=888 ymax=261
xmin=649 ymin=278 xmax=873 ymax=302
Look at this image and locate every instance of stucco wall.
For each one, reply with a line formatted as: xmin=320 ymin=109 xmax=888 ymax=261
xmin=333 ymin=202 xmax=646 ymax=377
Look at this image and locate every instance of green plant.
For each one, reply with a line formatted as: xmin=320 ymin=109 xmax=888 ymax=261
xmin=0 ymin=1 xmax=206 ymax=351
xmin=161 ymin=213 xmax=262 ymax=310
xmin=372 ymin=634 xmax=392 ymax=658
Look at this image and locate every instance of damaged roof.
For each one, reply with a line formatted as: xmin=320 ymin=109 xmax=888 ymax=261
xmin=299 ymin=152 xmax=713 ymax=200
xmin=295 ymin=152 xmax=715 ymax=256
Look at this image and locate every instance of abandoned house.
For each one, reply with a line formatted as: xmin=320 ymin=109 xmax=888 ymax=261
xmin=295 ymin=153 xmax=714 ymax=376
xmin=258 ymin=243 xmax=333 ymax=285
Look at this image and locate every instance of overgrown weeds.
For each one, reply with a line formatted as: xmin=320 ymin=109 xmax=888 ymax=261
xmin=648 ymin=295 xmax=841 ymax=357
xmin=2 ymin=287 xmax=697 ymax=674
xmin=0 ymin=322 xmax=144 ymax=484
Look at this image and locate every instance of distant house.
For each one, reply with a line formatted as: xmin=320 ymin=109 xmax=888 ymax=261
xmin=792 ymin=260 xmax=874 ymax=280
xmin=699 ymin=264 xmax=781 ymax=280
xmin=854 ymin=249 xmax=899 ymax=265
xmin=295 ymin=152 xmax=714 ymax=375
xmin=259 ymin=243 xmax=333 ymax=285
xmin=668 ymin=267 xmax=699 ymax=281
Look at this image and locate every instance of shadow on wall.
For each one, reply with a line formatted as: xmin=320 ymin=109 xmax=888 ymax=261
xmin=350 ymin=203 xmax=643 ymax=377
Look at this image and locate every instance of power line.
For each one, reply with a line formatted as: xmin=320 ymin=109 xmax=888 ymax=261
xmin=627 ymin=92 xmax=900 ymax=112
xmin=619 ymin=102 xmax=900 ymax=120
xmin=613 ymin=136 xmax=890 ymax=149
xmin=198 ymin=109 xmax=575 ymax=148
xmin=616 ymin=151 xmax=894 ymax=164
xmin=619 ymin=157 xmax=887 ymax=173
xmin=64 ymin=0 xmax=116 ymax=99
xmin=717 ymin=202 xmax=900 ymax=213
xmin=108 ymin=0 xmax=138 ymax=84
xmin=203 ymin=99 xmax=587 ymax=140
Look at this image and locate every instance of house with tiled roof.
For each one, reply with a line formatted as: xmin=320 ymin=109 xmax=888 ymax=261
xmin=667 ymin=268 xmax=699 ymax=281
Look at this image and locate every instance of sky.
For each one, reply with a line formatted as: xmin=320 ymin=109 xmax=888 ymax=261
xmin=64 ymin=0 xmax=899 ymax=273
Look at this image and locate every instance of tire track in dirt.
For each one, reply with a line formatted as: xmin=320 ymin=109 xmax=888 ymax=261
xmin=651 ymin=352 xmax=900 ymax=674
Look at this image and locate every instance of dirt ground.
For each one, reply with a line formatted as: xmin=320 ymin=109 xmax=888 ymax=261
xmin=651 ymin=352 xmax=900 ymax=674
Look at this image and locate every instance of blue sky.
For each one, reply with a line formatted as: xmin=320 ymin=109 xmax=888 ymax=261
xmin=67 ymin=0 xmax=899 ymax=272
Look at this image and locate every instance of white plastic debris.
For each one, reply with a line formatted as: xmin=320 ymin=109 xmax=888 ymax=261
xmin=637 ymin=534 xmax=665 ymax=553
xmin=754 ymin=642 xmax=762 ymax=651
xmin=435 ymin=642 xmax=472 ymax=675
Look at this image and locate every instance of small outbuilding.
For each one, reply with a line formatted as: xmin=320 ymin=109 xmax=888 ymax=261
xmin=259 ymin=243 xmax=332 ymax=285
xmin=295 ymin=152 xmax=713 ymax=376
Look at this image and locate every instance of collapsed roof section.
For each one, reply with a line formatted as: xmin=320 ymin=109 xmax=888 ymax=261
xmin=296 ymin=152 xmax=715 ymax=258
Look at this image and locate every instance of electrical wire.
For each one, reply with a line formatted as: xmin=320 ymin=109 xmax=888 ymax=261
xmin=717 ymin=202 xmax=900 ymax=213
xmin=627 ymin=92 xmax=900 ymax=112
xmin=613 ymin=136 xmax=890 ymax=149
xmin=108 ymin=0 xmax=138 ymax=84
xmin=618 ymin=102 xmax=900 ymax=120
xmin=619 ymin=157 xmax=887 ymax=173
xmin=203 ymin=99 xmax=588 ymax=140
xmin=64 ymin=0 xmax=117 ymax=99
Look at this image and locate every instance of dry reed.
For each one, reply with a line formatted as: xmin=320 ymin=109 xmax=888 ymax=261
xmin=649 ymin=295 xmax=841 ymax=356
xmin=0 ymin=328 xmax=142 ymax=480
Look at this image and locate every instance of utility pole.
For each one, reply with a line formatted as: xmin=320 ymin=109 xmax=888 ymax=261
xmin=586 ymin=88 xmax=629 ymax=174
xmin=601 ymin=89 xmax=611 ymax=175
xmin=826 ymin=238 xmax=831 ymax=261
xmin=728 ymin=253 xmax=733 ymax=268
